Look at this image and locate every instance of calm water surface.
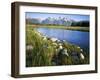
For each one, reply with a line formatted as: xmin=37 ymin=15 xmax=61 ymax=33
xmin=35 ymin=27 xmax=89 ymax=53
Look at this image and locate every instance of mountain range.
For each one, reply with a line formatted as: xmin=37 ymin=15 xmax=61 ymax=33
xmin=26 ymin=17 xmax=89 ymax=27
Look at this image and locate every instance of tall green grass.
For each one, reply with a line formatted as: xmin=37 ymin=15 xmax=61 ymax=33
xmin=26 ymin=27 xmax=56 ymax=67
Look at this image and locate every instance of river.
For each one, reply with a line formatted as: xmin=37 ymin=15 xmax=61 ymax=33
xmin=35 ymin=27 xmax=89 ymax=53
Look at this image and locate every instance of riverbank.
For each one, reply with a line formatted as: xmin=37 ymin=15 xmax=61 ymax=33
xmin=26 ymin=26 xmax=89 ymax=67
xmin=26 ymin=24 xmax=89 ymax=32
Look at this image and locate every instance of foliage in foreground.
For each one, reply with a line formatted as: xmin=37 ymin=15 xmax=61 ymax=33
xmin=26 ymin=26 xmax=89 ymax=67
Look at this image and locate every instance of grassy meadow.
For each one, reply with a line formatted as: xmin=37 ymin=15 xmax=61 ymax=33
xmin=26 ymin=24 xmax=89 ymax=32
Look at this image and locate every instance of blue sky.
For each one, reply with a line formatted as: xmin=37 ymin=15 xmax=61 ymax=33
xmin=26 ymin=12 xmax=89 ymax=21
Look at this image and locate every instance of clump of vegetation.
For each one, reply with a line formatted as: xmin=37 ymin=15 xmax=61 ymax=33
xmin=26 ymin=26 xmax=89 ymax=67
xmin=26 ymin=27 xmax=57 ymax=67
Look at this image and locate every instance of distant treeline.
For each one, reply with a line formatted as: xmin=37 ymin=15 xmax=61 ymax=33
xmin=71 ymin=21 xmax=89 ymax=27
xmin=26 ymin=18 xmax=89 ymax=27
